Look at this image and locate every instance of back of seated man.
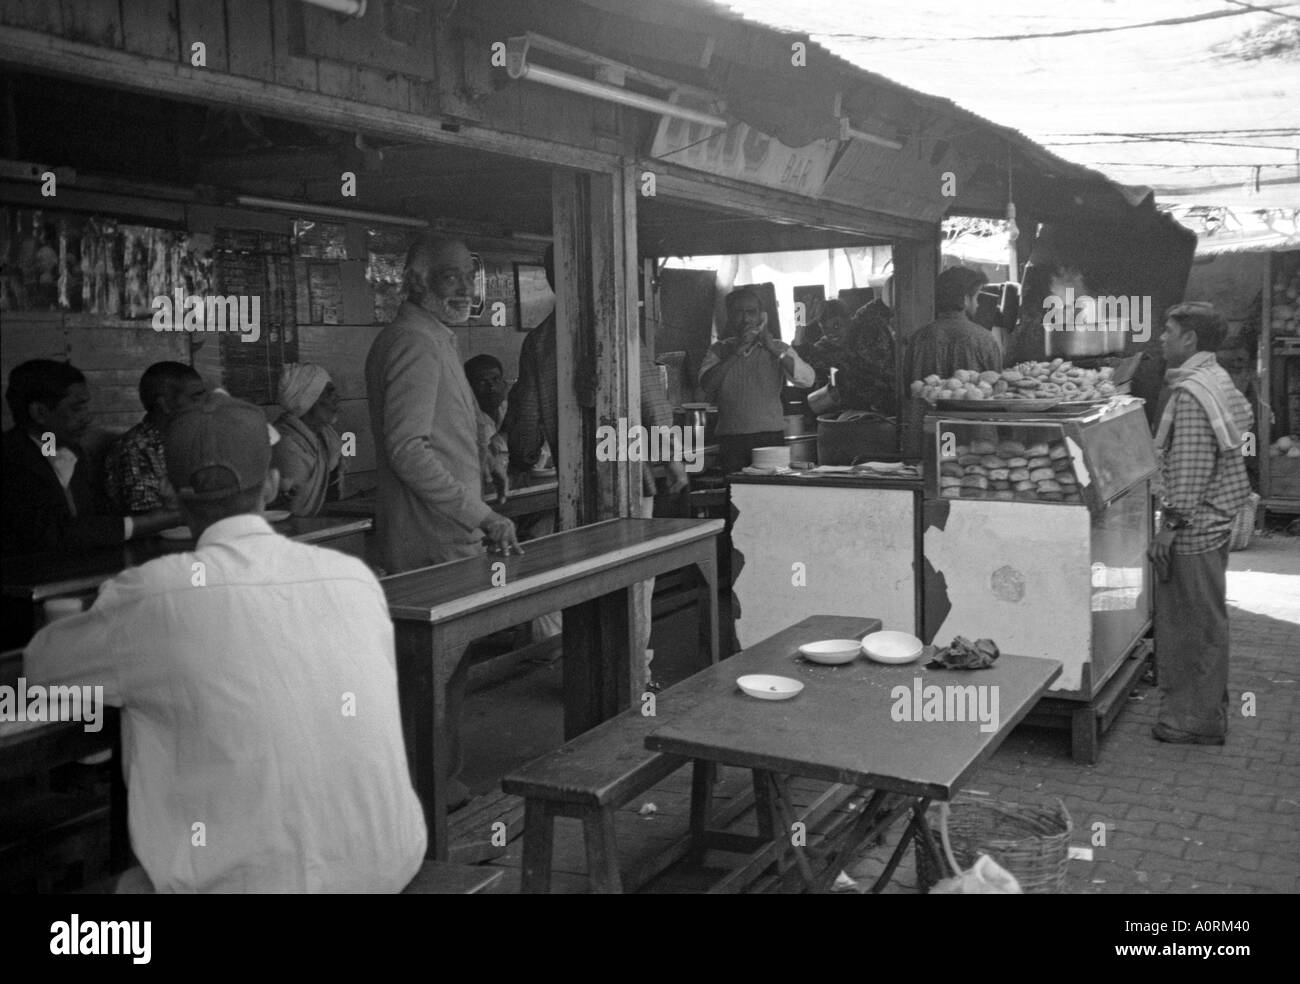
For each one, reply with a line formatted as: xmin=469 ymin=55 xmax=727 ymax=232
xmin=1 ymin=359 xmax=181 ymax=557
xmin=105 ymin=360 xmax=207 ymax=515
xmin=23 ymin=393 xmax=428 ymax=892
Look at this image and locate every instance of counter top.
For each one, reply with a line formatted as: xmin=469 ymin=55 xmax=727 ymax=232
xmin=728 ymin=470 xmax=923 ymax=491
xmin=2 ymin=515 xmax=373 ymax=602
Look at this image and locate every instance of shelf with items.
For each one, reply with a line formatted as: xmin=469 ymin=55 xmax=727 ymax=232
xmin=924 ymin=399 xmax=1157 ymax=511
xmin=1258 ymin=249 xmax=1300 ymax=515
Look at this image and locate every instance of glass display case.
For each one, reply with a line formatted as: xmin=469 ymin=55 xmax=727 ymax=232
xmin=921 ymin=399 xmax=1157 ymax=704
xmin=924 ymin=398 xmax=1157 ymax=511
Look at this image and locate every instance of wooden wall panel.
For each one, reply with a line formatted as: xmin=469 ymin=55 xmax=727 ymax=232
xmin=270 ymin=0 xmax=318 ymax=91
xmin=1 ymin=0 xmax=64 ymax=32
xmin=297 ymin=323 xmax=384 ymax=401
xmin=120 ymin=0 xmax=179 ymax=61
xmin=177 ymin=0 xmax=228 ymax=74
xmin=224 ymin=0 xmax=275 ymax=81
xmin=58 ymin=0 xmax=121 ymax=48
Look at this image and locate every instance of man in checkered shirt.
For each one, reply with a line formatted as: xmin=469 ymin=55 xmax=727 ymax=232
xmin=1148 ymin=303 xmax=1253 ymax=746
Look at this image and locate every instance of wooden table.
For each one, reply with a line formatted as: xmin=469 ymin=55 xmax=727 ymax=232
xmin=323 ymin=481 xmax=559 ymax=523
xmin=645 ymin=623 xmax=1061 ymax=893
xmin=1 ymin=515 xmax=373 ymax=602
xmin=381 ymin=517 xmax=723 ymax=860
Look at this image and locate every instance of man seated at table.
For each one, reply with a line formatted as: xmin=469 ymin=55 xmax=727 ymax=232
xmin=464 ymin=354 xmax=510 ymax=501
xmin=2 ymin=359 xmax=180 ymax=557
xmin=23 ymin=393 xmax=428 ymax=892
xmin=271 ymin=362 xmax=346 ymax=517
xmin=105 ymin=360 xmax=207 ymax=515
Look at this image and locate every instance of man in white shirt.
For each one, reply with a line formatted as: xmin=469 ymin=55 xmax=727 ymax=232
xmin=23 ymin=393 xmax=427 ymax=892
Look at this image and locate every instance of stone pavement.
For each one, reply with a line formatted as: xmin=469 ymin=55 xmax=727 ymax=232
xmin=847 ymin=532 xmax=1300 ymax=894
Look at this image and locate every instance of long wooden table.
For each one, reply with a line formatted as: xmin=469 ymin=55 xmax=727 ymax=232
xmin=1 ymin=515 xmax=373 ymax=602
xmin=645 ymin=624 xmax=1062 ymax=893
xmin=381 ymin=517 xmax=723 ymax=860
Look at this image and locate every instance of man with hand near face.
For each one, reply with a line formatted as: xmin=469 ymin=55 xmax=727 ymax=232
xmin=699 ymin=285 xmax=815 ymax=475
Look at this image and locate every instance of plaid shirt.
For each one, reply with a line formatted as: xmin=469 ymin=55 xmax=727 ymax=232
xmin=105 ymin=418 xmax=172 ymax=514
xmin=1157 ymin=390 xmax=1251 ymax=554
xmin=506 ymin=312 xmax=674 ymax=496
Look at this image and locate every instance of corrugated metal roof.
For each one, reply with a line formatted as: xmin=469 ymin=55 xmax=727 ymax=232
xmin=578 ymin=0 xmax=1152 ymax=219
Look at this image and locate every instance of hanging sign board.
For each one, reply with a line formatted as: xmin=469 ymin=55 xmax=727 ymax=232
xmin=650 ymin=109 xmax=838 ymax=199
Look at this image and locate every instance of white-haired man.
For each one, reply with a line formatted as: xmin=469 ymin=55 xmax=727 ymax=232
xmin=365 ymin=233 xmax=521 ymax=809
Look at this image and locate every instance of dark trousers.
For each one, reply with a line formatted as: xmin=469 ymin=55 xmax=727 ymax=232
xmin=1154 ymin=542 xmax=1231 ymax=738
xmin=719 ymin=431 xmax=785 ymax=475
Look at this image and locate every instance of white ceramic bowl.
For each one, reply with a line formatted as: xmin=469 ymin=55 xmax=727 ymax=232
xmin=737 ymin=675 xmax=804 ymax=700
xmin=798 ymin=639 xmax=862 ymax=665
xmin=861 ymin=631 xmax=925 ymax=665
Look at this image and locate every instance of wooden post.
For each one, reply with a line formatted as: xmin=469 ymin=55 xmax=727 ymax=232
xmin=893 ymin=232 xmax=941 ymax=457
xmin=551 ymin=169 xmax=590 ymax=532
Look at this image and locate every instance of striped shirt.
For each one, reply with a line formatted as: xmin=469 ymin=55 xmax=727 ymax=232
xmin=1157 ymin=390 xmax=1252 ymax=554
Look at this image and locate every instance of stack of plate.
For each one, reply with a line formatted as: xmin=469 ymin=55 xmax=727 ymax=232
xmin=861 ymin=631 xmax=925 ymax=664
xmin=751 ymin=445 xmax=790 ymax=469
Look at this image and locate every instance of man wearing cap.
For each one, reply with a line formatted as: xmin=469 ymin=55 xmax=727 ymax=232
xmin=23 ymin=393 xmax=428 ymax=892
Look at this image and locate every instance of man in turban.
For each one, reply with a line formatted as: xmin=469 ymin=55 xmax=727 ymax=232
xmin=272 ymin=362 xmax=345 ymax=517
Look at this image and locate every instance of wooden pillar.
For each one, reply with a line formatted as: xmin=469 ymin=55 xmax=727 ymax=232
xmin=893 ymin=230 xmax=941 ymax=365
xmin=551 ymin=164 xmax=639 ymax=529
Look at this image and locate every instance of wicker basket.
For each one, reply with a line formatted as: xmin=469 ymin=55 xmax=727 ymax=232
xmin=916 ymin=794 xmax=1073 ymax=894
xmin=1228 ymin=492 xmax=1261 ymax=552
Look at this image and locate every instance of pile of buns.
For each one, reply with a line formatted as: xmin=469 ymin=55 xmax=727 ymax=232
xmin=938 ymin=436 xmax=1084 ymax=503
xmin=911 ymin=360 xmax=1118 ymax=402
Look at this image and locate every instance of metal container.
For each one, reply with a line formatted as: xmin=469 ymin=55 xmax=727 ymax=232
xmin=816 ymin=413 xmax=898 ymax=465
xmin=1045 ymin=327 xmax=1130 ymax=358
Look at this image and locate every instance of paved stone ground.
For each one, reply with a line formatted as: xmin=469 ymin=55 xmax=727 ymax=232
xmin=466 ymin=531 xmax=1299 ymax=894
xmin=847 ymin=532 xmax=1300 ymax=894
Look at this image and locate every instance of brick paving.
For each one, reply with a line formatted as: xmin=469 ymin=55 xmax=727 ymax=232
xmin=856 ymin=532 xmax=1300 ymax=895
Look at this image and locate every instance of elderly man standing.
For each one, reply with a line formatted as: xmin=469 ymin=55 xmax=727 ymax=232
xmin=365 ymin=232 xmax=520 ymax=809
xmin=1148 ymin=302 xmax=1253 ymax=746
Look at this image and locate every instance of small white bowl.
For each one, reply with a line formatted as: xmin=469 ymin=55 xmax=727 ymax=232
xmin=798 ymin=639 xmax=862 ymax=665
xmin=737 ymin=675 xmax=804 ymax=700
xmin=861 ymin=631 xmax=925 ymax=665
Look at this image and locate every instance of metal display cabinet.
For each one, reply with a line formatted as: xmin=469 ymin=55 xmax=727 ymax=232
xmin=922 ymin=400 xmax=1158 ymax=762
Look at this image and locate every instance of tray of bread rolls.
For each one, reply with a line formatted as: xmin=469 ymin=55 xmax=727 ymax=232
xmin=937 ymin=436 xmax=1084 ymax=504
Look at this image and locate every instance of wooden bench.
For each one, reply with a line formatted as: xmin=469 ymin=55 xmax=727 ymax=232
xmin=401 ymin=860 xmax=504 ymax=894
xmin=501 ymin=615 xmax=881 ymax=893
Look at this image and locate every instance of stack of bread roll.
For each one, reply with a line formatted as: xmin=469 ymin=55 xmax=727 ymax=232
xmin=938 ymin=435 xmax=1084 ymax=503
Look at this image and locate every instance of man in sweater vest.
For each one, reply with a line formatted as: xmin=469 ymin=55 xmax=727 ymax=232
xmin=699 ymin=286 xmax=815 ymax=474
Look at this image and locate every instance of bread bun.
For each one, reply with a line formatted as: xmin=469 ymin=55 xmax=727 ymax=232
xmin=1048 ymin=443 xmax=1070 ymax=460
xmin=961 ymin=475 xmax=989 ymax=490
xmin=988 ymin=468 xmax=1010 ymax=482
xmin=997 ymin=440 xmax=1026 ymax=456
xmin=1029 ymin=467 xmax=1056 ymax=482
xmin=1009 ymin=468 xmax=1030 ymax=482
xmin=963 ymin=464 xmax=989 ymax=477
xmin=941 ymin=462 xmax=965 ymax=478
xmin=970 ymin=440 xmax=997 ymax=456
xmin=1037 ymin=479 xmax=1063 ymax=493
xmin=1056 ymin=472 xmax=1078 ymax=487
xmin=1027 ymin=455 xmax=1052 ymax=469
xmin=941 ymin=486 xmax=961 ymax=498
xmin=1005 ymin=457 xmax=1029 ymax=469
xmin=980 ymin=455 xmax=1007 ymax=469
xmin=1013 ymin=480 xmax=1035 ymax=492
xmin=1025 ymin=443 xmax=1050 ymax=457
xmin=958 ymin=453 xmax=982 ymax=466
xmin=940 ymin=475 xmax=963 ymax=488
xmin=1040 ymin=491 xmax=1064 ymax=502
